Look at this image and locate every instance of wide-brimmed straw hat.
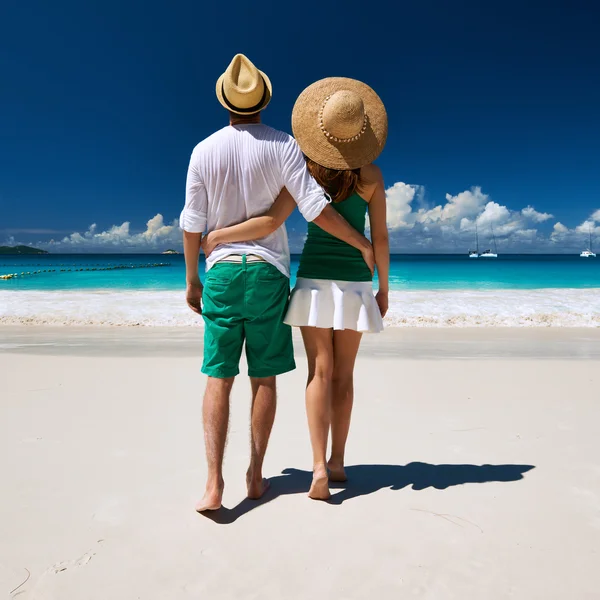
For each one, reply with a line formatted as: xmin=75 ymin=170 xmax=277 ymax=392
xmin=216 ymin=54 xmax=272 ymax=115
xmin=292 ymin=77 xmax=387 ymax=170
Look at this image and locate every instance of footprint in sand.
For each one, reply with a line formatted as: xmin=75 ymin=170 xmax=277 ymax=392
xmin=20 ymin=548 xmax=98 ymax=598
xmin=51 ymin=551 xmax=96 ymax=573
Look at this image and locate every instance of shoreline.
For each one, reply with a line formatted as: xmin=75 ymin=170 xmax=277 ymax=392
xmin=2 ymin=287 xmax=600 ymax=328
xmin=2 ymin=326 xmax=600 ymax=359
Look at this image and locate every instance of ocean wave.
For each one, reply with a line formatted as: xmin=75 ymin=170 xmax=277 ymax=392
xmin=1 ymin=289 xmax=599 ymax=327
xmin=0 ymin=290 xmax=197 ymax=327
xmin=386 ymin=289 xmax=600 ymax=327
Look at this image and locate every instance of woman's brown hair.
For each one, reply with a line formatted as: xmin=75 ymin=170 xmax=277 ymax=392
xmin=306 ymin=158 xmax=362 ymax=203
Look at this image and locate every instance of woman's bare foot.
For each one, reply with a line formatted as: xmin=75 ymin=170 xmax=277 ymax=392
xmin=327 ymin=460 xmax=347 ymax=482
xmin=246 ymin=470 xmax=271 ymax=500
xmin=308 ymin=465 xmax=330 ymax=500
xmin=195 ymin=480 xmax=224 ymax=512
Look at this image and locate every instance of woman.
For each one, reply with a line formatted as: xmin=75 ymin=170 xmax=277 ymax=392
xmin=202 ymin=78 xmax=389 ymax=500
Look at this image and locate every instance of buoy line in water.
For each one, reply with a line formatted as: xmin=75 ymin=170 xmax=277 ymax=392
xmin=0 ymin=263 xmax=171 ymax=280
xmin=0 ymin=262 xmax=173 ymax=267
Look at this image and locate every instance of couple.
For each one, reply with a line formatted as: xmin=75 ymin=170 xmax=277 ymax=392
xmin=180 ymin=54 xmax=389 ymax=511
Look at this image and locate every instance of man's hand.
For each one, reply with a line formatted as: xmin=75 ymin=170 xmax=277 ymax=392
xmin=201 ymin=232 xmax=218 ymax=258
xmin=186 ymin=279 xmax=203 ymax=314
xmin=361 ymin=244 xmax=376 ymax=276
xmin=375 ymin=289 xmax=388 ymax=318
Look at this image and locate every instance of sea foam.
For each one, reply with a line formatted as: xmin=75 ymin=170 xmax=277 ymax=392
xmin=1 ymin=289 xmax=599 ymax=327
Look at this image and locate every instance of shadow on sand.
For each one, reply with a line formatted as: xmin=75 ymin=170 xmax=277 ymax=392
xmin=202 ymin=462 xmax=535 ymax=525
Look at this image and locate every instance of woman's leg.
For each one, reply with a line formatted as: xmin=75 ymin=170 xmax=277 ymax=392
xmin=300 ymin=326 xmax=334 ymax=500
xmin=329 ymin=329 xmax=363 ymax=482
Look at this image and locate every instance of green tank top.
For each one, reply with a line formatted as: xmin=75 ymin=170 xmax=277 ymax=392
xmin=297 ymin=192 xmax=371 ymax=282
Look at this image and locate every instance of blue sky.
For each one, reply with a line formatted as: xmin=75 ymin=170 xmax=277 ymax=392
xmin=1 ymin=0 xmax=599 ymax=252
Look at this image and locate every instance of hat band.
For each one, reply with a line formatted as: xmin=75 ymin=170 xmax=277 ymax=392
xmin=221 ymin=77 xmax=267 ymax=114
xmin=318 ymin=95 xmax=369 ymax=143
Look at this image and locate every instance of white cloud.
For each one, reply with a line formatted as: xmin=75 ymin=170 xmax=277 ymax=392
xmin=385 ymin=182 xmax=418 ymax=230
xmin=439 ymin=187 xmax=489 ymax=221
xmin=575 ymin=220 xmax=596 ymax=234
xmin=512 ymin=228 xmax=538 ymax=241
xmin=33 ymin=214 xmax=181 ymax=252
xmin=477 ymin=201 xmax=511 ymax=226
xmin=406 ymin=187 xmax=489 ymax=228
xmin=382 ymin=183 xmax=599 ymax=252
xmin=522 ymin=206 xmax=553 ymax=223
xmin=548 ymin=214 xmax=600 ymax=249
xmin=8 ymin=197 xmax=600 ymax=255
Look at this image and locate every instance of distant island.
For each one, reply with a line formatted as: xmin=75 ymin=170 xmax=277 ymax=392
xmin=161 ymin=249 xmax=180 ymax=255
xmin=0 ymin=245 xmax=49 ymax=255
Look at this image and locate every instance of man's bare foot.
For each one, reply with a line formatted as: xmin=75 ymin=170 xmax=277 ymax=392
xmin=308 ymin=466 xmax=330 ymax=500
xmin=195 ymin=481 xmax=224 ymax=512
xmin=327 ymin=460 xmax=348 ymax=482
xmin=246 ymin=472 xmax=270 ymax=500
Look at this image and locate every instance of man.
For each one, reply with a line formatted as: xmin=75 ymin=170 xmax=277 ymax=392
xmin=180 ymin=54 xmax=373 ymax=512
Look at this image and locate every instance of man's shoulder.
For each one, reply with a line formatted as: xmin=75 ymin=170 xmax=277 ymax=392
xmin=257 ymin=126 xmax=303 ymax=159
xmin=190 ymin=125 xmax=294 ymax=154
xmin=190 ymin=126 xmax=232 ymax=154
xmin=253 ymin=124 xmax=293 ymax=142
xmin=231 ymin=123 xmax=294 ymax=147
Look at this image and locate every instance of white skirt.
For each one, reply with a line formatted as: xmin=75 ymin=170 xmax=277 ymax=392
xmin=284 ymin=278 xmax=384 ymax=333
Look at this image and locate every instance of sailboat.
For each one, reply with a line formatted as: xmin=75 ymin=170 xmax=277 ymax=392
xmin=468 ymin=224 xmax=479 ymax=258
xmin=480 ymin=225 xmax=498 ymax=258
xmin=580 ymin=227 xmax=596 ymax=258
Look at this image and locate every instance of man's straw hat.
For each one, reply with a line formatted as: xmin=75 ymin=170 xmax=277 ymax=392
xmin=216 ymin=54 xmax=272 ymax=115
xmin=292 ymin=77 xmax=387 ymax=170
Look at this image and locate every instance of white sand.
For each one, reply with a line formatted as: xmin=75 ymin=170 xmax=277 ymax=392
xmin=1 ymin=328 xmax=599 ymax=599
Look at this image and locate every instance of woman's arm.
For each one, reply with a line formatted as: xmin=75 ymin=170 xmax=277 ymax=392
xmin=202 ymin=188 xmax=296 ymax=256
xmin=366 ymin=165 xmax=390 ymax=317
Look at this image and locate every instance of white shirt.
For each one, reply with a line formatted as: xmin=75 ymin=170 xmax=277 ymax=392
xmin=179 ymin=124 xmax=329 ymax=277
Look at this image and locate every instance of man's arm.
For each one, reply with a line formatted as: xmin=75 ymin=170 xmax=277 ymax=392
xmin=279 ymin=136 xmax=374 ymax=273
xmin=180 ymin=151 xmax=208 ymax=314
xmin=183 ymin=231 xmax=203 ymax=314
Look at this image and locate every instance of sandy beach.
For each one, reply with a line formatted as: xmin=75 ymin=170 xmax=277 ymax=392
xmin=1 ymin=327 xmax=600 ymax=599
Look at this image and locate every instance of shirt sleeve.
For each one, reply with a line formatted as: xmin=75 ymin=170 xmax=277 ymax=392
xmin=279 ymin=135 xmax=330 ymax=222
xmin=179 ymin=152 xmax=207 ymax=233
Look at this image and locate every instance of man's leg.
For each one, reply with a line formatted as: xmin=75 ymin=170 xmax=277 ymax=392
xmin=196 ymin=376 xmax=234 ymax=512
xmin=198 ymin=262 xmax=244 ymax=512
xmin=247 ymin=376 xmax=277 ymax=499
xmin=243 ymin=262 xmax=296 ymax=497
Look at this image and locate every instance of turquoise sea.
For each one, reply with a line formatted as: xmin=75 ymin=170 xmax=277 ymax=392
xmin=1 ymin=254 xmax=600 ymax=291
xmin=1 ymin=254 xmax=599 ymax=327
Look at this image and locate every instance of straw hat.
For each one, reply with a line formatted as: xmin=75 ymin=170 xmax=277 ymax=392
xmin=292 ymin=77 xmax=387 ymax=170
xmin=216 ymin=54 xmax=272 ymax=115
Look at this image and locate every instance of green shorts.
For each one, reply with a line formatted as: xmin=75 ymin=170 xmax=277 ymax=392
xmin=201 ymin=257 xmax=296 ymax=379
